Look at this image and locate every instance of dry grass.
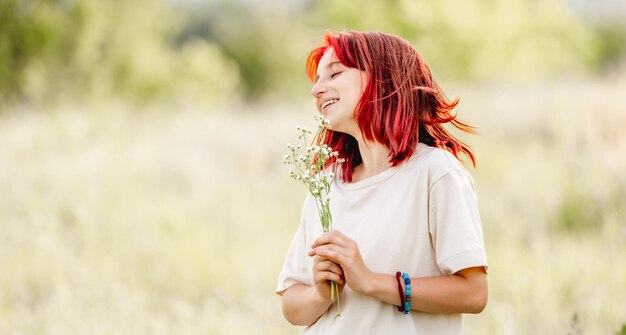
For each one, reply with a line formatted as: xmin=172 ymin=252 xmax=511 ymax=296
xmin=1 ymin=78 xmax=625 ymax=334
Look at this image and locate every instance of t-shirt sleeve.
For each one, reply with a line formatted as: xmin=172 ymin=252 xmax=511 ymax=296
xmin=276 ymin=205 xmax=313 ymax=296
xmin=428 ymin=169 xmax=488 ymax=275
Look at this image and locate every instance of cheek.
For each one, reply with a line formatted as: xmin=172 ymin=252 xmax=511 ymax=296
xmin=349 ymin=88 xmax=365 ymax=108
xmin=340 ymin=91 xmax=359 ymax=110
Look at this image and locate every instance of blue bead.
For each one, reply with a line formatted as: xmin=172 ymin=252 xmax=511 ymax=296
xmin=406 ymin=289 xmax=411 ymax=295
xmin=406 ymin=284 xmax=411 ymax=289
xmin=404 ymin=278 xmax=410 ymax=285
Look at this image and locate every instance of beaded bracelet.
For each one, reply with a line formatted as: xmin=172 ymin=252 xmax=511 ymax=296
xmin=401 ymin=273 xmax=411 ymax=314
xmin=395 ymin=272 xmax=405 ymax=312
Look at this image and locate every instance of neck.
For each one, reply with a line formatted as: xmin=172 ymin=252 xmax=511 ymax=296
xmin=352 ymin=133 xmax=392 ymax=182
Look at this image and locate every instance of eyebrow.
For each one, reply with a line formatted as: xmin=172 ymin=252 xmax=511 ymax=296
xmin=315 ymin=61 xmax=342 ymax=81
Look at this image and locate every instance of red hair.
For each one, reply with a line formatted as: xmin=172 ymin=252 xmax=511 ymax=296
xmin=306 ymin=30 xmax=476 ymax=182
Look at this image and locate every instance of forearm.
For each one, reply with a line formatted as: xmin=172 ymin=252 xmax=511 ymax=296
xmin=281 ymin=284 xmax=334 ymax=326
xmin=363 ymin=269 xmax=488 ymax=314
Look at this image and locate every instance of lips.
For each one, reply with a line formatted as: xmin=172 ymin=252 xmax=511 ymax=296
xmin=319 ymin=98 xmax=339 ymax=112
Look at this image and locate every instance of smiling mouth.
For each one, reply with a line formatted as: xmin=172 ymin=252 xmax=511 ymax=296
xmin=322 ymin=99 xmax=339 ymax=111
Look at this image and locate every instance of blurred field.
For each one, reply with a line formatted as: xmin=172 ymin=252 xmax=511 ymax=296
xmin=2 ymin=0 xmax=626 ymax=334
xmin=1 ymin=77 xmax=625 ymax=334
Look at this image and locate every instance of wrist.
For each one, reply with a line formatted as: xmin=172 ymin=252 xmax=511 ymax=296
xmin=360 ymin=271 xmax=379 ymax=296
xmin=312 ymin=284 xmax=334 ymax=305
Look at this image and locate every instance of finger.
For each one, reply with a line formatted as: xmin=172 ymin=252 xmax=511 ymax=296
xmin=312 ymin=248 xmax=345 ymax=265
xmin=316 ymin=259 xmax=344 ymax=275
xmin=311 ymin=230 xmax=350 ymax=249
xmin=312 ymin=257 xmax=330 ymax=270
xmin=313 ymin=255 xmax=329 ymax=264
xmin=329 ymin=229 xmax=349 ymax=240
xmin=317 ymin=270 xmax=344 ymax=284
xmin=313 ymin=257 xmax=336 ymax=272
xmin=327 ymin=262 xmax=343 ymax=276
xmin=313 ymin=256 xmax=343 ymax=275
xmin=308 ymin=244 xmax=345 ymax=257
xmin=310 ymin=236 xmax=329 ymax=250
xmin=312 ymin=267 xmax=344 ymax=283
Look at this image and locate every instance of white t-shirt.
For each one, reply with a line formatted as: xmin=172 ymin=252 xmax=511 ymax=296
xmin=276 ymin=143 xmax=488 ymax=335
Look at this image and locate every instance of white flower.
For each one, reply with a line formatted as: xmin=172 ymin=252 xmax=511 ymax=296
xmin=283 ymin=114 xmax=345 ymax=315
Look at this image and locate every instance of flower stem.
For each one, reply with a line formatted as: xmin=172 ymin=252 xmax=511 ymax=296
xmin=320 ymin=204 xmax=340 ymax=317
xmin=332 ymin=281 xmax=341 ymax=318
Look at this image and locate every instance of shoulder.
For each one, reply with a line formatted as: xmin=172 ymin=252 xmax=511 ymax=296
xmin=408 ymin=143 xmax=473 ymax=187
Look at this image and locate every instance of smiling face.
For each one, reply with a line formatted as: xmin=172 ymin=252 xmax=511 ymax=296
xmin=311 ymin=48 xmax=369 ymax=137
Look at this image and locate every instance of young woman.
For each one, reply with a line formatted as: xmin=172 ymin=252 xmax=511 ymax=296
xmin=276 ymin=30 xmax=488 ymax=334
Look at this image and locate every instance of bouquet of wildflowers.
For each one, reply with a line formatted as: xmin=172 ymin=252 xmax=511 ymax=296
xmin=283 ymin=115 xmax=344 ymax=315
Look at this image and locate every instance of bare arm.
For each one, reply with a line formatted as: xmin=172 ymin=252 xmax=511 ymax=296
xmin=281 ymin=284 xmax=333 ymax=326
xmin=363 ymin=266 xmax=488 ymax=314
xmin=280 ymin=256 xmax=345 ymax=326
xmin=309 ymin=230 xmax=488 ymax=314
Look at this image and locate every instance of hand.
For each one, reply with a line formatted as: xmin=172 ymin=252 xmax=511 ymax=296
xmin=312 ymin=256 xmax=345 ymax=301
xmin=308 ymin=230 xmax=373 ymax=294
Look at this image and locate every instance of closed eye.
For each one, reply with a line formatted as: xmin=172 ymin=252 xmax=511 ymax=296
xmin=331 ymin=72 xmax=342 ymax=79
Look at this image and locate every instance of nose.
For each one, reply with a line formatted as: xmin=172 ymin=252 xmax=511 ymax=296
xmin=311 ymin=79 xmax=326 ymax=98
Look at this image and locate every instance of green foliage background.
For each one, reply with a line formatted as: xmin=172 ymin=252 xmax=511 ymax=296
xmin=1 ymin=0 xmax=625 ymax=334
xmin=0 ymin=0 xmax=241 ymax=106
xmin=2 ymin=0 xmax=625 ymax=105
